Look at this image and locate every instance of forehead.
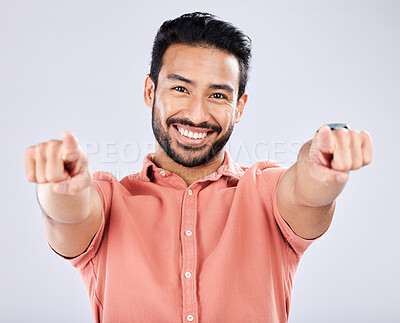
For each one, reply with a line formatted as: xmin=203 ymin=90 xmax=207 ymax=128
xmin=159 ymin=44 xmax=240 ymax=89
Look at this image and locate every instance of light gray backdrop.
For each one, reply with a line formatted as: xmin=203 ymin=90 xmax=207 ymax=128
xmin=1 ymin=0 xmax=399 ymax=322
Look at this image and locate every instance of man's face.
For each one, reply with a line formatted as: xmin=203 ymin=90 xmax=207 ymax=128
xmin=145 ymin=44 xmax=246 ymax=168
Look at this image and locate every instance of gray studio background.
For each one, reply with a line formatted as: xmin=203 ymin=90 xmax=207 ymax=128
xmin=1 ymin=0 xmax=399 ymax=322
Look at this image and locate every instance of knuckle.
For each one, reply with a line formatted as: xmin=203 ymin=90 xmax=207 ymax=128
xmin=37 ymin=142 xmax=47 ymax=151
xmin=25 ymin=146 xmax=35 ymax=156
xmin=361 ymin=130 xmax=371 ymax=138
xmin=335 ymin=128 xmax=348 ymax=137
xmin=36 ymin=143 xmax=48 ymax=158
xmin=350 ymin=130 xmax=360 ymax=141
xmin=47 ymin=140 xmax=61 ymax=151
xmin=361 ymin=131 xmax=372 ymax=144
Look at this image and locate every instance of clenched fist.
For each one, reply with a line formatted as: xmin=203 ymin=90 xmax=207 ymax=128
xmin=25 ymin=131 xmax=91 ymax=195
xmin=277 ymin=125 xmax=373 ymax=238
xmin=305 ymin=125 xmax=373 ymax=185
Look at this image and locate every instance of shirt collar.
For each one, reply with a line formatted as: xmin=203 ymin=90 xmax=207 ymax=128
xmin=138 ymin=150 xmax=246 ymax=183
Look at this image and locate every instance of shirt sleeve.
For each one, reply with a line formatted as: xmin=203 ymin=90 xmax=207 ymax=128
xmin=259 ymin=164 xmax=327 ymax=257
xmin=48 ymin=171 xmax=116 ymax=271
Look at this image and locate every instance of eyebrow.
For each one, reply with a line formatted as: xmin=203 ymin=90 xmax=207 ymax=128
xmin=167 ymin=73 xmax=235 ymax=94
xmin=209 ymin=84 xmax=234 ymax=94
xmin=167 ymin=73 xmax=196 ymax=85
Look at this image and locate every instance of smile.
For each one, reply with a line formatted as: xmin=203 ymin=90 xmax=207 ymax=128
xmin=172 ymin=124 xmax=214 ymax=146
xmin=177 ymin=126 xmax=208 ymax=139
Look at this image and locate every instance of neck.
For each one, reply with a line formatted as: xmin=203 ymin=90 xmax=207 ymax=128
xmin=153 ymin=142 xmax=225 ymax=186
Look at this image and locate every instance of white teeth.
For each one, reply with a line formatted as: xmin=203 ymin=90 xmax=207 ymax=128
xmin=177 ymin=127 xmax=208 ymax=140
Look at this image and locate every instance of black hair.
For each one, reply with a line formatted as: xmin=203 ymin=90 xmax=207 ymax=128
xmin=149 ymin=12 xmax=252 ymax=100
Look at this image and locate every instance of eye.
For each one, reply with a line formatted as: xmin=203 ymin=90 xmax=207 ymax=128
xmin=211 ymin=93 xmax=228 ymax=100
xmin=172 ymin=86 xmax=188 ymax=93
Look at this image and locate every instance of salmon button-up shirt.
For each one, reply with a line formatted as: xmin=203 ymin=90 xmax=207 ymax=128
xmin=60 ymin=151 xmax=322 ymax=323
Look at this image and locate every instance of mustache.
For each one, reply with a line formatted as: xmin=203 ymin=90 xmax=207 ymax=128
xmin=166 ymin=117 xmax=221 ymax=133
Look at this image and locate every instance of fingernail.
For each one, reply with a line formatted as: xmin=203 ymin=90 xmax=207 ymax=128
xmin=55 ymin=183 xmax=66 ymax=193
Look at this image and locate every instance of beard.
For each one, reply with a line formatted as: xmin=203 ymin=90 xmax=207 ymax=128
xmin=151 ymin=98 xmax=234 ymax=168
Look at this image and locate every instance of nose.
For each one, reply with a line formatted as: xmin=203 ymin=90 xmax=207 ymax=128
xmin=182 ymin=95 xmax=211 ymax=126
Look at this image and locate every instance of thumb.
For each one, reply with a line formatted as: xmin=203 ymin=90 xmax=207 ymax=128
xmin=53 ymin=169 xmax=92 ymax=195
xmin=308 ymin=125 xmax=349 ymax=184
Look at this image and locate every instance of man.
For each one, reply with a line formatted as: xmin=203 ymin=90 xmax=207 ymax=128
xmin=25 ymin=12 xmax=372 ymax=323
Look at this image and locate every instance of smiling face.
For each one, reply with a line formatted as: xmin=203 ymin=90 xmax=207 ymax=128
xmin=144 ymin=43 xmax=247 ymax=168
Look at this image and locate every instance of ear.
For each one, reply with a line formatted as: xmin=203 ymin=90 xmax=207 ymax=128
xmin=144 ymin=74 xmax=155 ymax=109
xmin=234 ymin=92 xmax=248 ymax=123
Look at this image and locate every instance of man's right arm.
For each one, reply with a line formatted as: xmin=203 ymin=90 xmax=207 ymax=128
xmin=25 ymin=131 xmax=102 ymax=258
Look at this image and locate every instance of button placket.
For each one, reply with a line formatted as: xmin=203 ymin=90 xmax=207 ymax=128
xmin=181 ymin=186 xmax=198 ymax=322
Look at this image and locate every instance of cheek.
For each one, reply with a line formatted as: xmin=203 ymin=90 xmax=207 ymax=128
xmin=155 ymin=99 xmax=173 ymax=123
xmin=214 ymin=108 xmax=235 ymax=130
xmin=157 ymin=95 xmax=184 ymax=120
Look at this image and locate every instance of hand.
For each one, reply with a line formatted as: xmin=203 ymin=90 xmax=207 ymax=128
xmin=25 ymin=131 xmax=91 ymax=195
xmin=306 ymin=125 xmax=373 ymax=185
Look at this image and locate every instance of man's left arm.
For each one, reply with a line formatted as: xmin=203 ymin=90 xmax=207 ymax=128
xmin=277 ymin=125 xmax=373 ymax=240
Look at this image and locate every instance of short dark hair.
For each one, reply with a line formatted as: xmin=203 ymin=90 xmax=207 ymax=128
xmin=149 ymin=12 xmax=252 ymax=100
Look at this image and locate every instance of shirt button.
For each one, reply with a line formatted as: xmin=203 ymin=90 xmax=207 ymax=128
xmin=187 ymin=315 xmax=194 ymax=322
xmin=187 ymin=189 xmax=192 ymax=196
xmin=160 ymin=170 xmax=166 ymax=176
xmin=185 ymin=230 xmax=192 ymax=236
xmin=185 ymin=271 xmax=192 ymax=278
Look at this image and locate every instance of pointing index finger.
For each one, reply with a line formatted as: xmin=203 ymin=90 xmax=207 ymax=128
xmin=61 ymin=131 xmax=80 ymax=160
xmin=313 ymin=125 xmax=335 ymax=154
